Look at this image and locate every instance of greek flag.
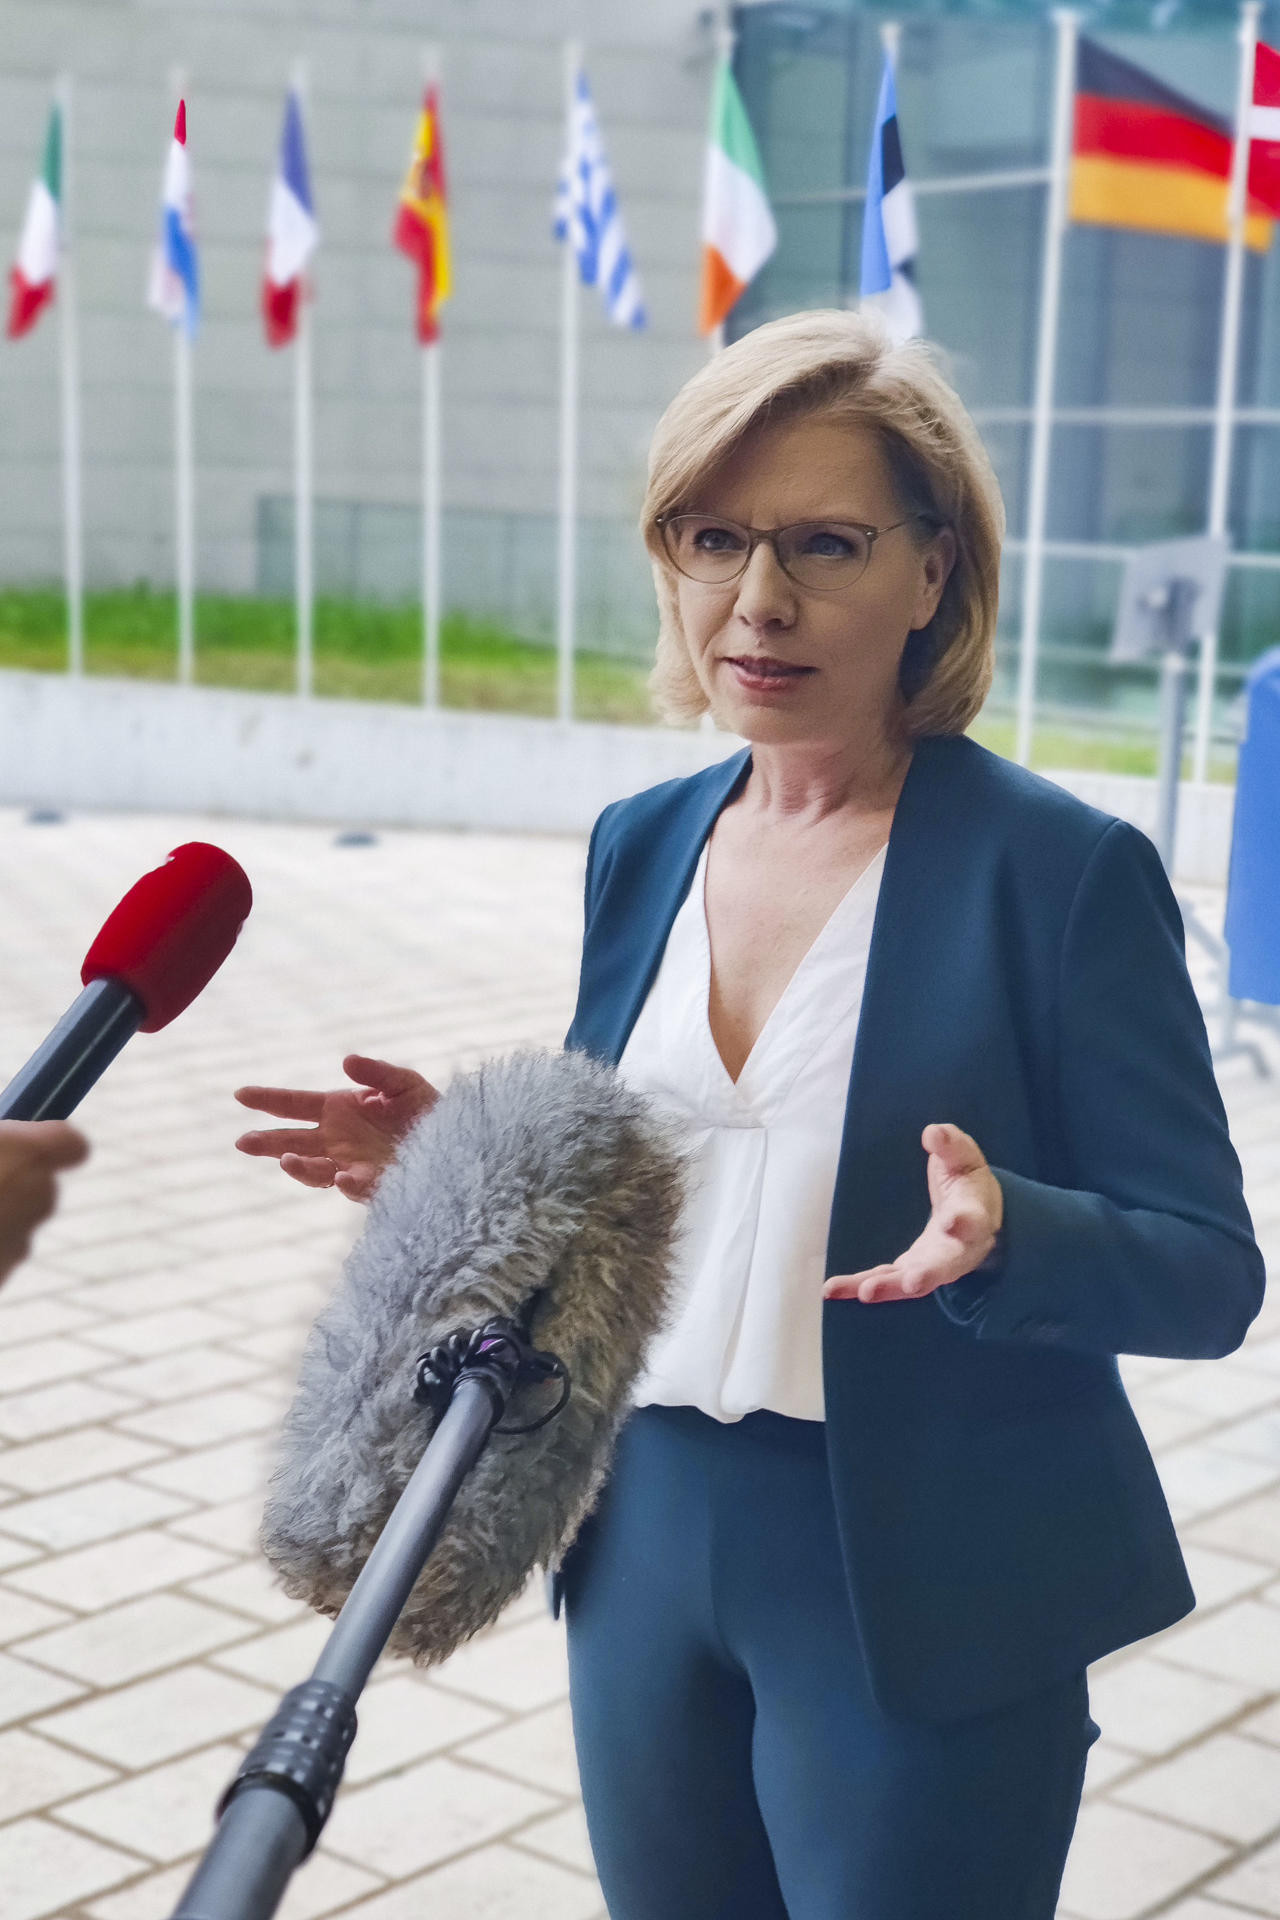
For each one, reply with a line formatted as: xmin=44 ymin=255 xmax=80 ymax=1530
xmin=860 ymin=52 xmax=922 ymax=343
xmin=554 ymin=66 xmax=645 ymax=330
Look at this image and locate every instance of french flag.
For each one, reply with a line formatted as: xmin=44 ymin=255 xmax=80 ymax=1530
xmin=263 ymin=89 xmax=318 ymax=348
xmin=146 ymin=100 xmax=199 ymax=335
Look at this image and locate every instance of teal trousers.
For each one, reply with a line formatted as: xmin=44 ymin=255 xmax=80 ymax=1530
xmin=562 ymin=1403 xmax=1100 ymax=1920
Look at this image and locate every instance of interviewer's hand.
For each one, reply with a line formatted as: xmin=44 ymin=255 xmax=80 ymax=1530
xmin=0 ymin=1120 xmax=89 ymax=1285
xmin=823 ymin=1123 xmax=1003 ymax=1305
xmin=234 ymin=1055 xmax=439 ymax=1203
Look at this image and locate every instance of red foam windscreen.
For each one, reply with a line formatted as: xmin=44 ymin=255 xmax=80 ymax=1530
xmin=80 ymin=843 xmax=253 ymax=1033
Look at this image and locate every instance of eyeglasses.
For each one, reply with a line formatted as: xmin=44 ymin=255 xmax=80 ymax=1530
xmin=656 ymin=512 xmax=934 ymax=592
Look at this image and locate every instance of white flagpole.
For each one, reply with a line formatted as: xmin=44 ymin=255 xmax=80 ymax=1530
xmin=175 ymin=324 xmax=195 ymax=686
xmin=422 ymin=45 xmax=443 ymax=710
xmin=56 ymin=73 xmax=84 ymax=677
xmin=1015 ymin=7 xmax=1078 ymax=768
xmin=1196 ymin=0 xmax=1261 ymax=783
xmin=555 ymin=38 xmax=581 ymax=726
xmin=423 ymin=337 xmax=442 ymax=707
xmin=293 ymin=60 xmax=313 ymax=700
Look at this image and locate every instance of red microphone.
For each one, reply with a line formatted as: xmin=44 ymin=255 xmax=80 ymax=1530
xmin=0 ymin=843 xmax=252 ymax=1121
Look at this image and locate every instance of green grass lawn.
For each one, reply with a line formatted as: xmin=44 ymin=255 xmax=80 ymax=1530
xmin=0 ymin=585 xmax=1237 ymax=780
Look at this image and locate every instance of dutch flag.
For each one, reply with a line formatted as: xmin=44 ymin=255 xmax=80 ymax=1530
xmin=147 ymin=100 xmax=199 ymax=336
xmin=860 ymin=52 xmax=922 ymax=343
xmin=263 ymin=88 xmax=319 ymax=348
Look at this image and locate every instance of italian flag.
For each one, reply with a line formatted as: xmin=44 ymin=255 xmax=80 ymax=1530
xmin=8 ymin=104 xmax=61 ymax=340
xmin=699 ymin=59 xmax=776 ymax=336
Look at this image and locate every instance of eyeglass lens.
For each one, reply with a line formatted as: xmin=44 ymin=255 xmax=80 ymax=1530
xmin=663 ymin=516 xmax=874 ymax=588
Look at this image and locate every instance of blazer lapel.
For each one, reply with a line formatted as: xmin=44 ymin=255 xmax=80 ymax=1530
xmin=571 ymin=746 xmax=752 ymax=1068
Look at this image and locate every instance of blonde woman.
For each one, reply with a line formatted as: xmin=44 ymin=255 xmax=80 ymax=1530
xmin=236 ymin=311 xmax=1263 ymax=1919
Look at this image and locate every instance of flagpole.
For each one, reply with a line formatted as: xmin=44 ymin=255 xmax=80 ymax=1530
xmin=292 ymin=59 xmax=314 ymax=700
xmin=56 ymin=73 xmax=84 ymax=677
xmin=556 ymin=37 xmax=581 ymax=726
xmin=175 ymin=323 xmax=195 ymax=686
xmin=1196 ymin=0 xmax=1261 ymax=783
xmin=423 ymin=336 xmax=442 ymax=707
xmin=1014 ymin=7 xmax=1077 ymax=768
xmin=422 ymin=44 xmax=443 ymax=710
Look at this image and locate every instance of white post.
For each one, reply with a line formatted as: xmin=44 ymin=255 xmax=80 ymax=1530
xmin=555 ymin=38 xmax=582 ymax=726
xmin=294 ymin=299 xmax=313 ymax=698
xmin=56 ymin=73 xmax=84 ymax=676
xmin=421 ymin=44 xmax=443 ymax=710
xmin=292 ymin=61 xmax=313 ymax=700
xmin=174 ymin=326 xmax=195 ymax=685
xmin=1196 ymin=0 xmax=1260 ymax=782
xmin=423 ymin=339 xmax=442 ymax=707
xmin=1015 ymin=8 xmax=1078 ymax=769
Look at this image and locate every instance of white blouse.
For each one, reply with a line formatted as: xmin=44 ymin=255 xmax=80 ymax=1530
xmin=617 ymin=837 xmax=887 ymax=1424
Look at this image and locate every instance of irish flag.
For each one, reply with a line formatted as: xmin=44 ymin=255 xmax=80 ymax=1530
xmin=699 ymin=58 xmax=776 ymax=336
xmin=7 ymin=103 xmax=61 ymax=339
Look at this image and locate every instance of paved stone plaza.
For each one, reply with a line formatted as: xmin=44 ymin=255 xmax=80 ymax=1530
xmin=0 ymin=801 xmax=1278 ymax=1920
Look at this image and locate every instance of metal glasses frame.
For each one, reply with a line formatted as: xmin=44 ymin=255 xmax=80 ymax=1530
xmin=654 ymin=511 xmax=933 ymax=592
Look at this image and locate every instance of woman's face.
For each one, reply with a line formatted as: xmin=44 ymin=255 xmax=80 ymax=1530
xmin=670 ymin=414 xmax=956 ymax=750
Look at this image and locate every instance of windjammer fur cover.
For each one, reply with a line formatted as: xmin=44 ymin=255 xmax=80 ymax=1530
xmin=260 ymin=1047 xmax=687 ymax=1665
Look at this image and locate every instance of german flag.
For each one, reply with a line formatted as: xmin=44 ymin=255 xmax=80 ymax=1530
xmin=1071 ymin=36 xmax=1272 ymax=251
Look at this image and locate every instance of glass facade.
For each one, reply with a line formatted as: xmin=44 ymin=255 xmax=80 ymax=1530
xmin=731 ymin=1 xmax=1280 ymax=751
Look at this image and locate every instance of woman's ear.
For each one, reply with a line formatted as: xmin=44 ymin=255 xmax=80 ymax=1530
xmin=909 ymin=526 xmax=957 ymax=632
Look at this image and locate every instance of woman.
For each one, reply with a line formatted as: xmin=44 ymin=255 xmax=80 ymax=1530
xmin=236 ymin=311 xmax=1264 ymax=1920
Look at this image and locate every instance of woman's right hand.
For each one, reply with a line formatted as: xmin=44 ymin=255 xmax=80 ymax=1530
xmin=234 ymin=1054 xmax=440 ymax=1202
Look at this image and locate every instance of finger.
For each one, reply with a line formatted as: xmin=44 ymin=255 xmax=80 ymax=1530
xmin=343 ymin=1056 xmax=428 ymax=1098
xmin=234 ymin=1086 xmax=326 ymax=1122
xmin=0 ymin=1121 xmax=90 ymax=1171
xmin=921 ymin=1122 xmax=986 ymax=1175
xmin=334 ymin=1167 xmax=377 ymax=1203
xmin=235 ymin=1128 xmax=323 ymax=1159
xmin=280 ymin=1153 xmax=338 ymax=1189
xmin=824 ymin=1264 xmax=898 ymax=1302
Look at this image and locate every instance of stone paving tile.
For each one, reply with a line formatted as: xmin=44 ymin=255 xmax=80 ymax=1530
xmin=0 ymin=1649 xmax=85 ymax=1725
xmin=322 ymin=1753 xmax=558 ymax=1878
xmin=35 ymin=1665 xmax=282 ymax=1770
xmin=0 ymin=1728 xmax=117 ymax=1822
xmin=0 ymin=1817 xmax=143 ymax=1920
xmin=53 ymin=1744 xmax=246 ymax=1864
xmin=1 ymin=814 xmax=1278 ymax=1919
xmin=3 ymin=1530 xmax=228 ymax=1614
xmin=14 ymin=1592 xmax=255 ymax=1690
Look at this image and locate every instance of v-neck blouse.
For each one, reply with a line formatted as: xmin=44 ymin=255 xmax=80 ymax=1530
xmin=618 ymin=836 xmax=887 ymax=1423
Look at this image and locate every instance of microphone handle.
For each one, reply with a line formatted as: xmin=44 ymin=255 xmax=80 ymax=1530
xmin=0 ymin=978 xmax=144 ymax=1121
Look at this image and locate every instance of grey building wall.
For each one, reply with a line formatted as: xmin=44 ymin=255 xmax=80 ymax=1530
xmin=0 ymin=0 xmax=717 ymax=645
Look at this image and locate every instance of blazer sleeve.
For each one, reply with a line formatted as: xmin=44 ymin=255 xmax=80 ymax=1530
xmin=563 ymin=805 xmax=612 ymax=1053
xmin=936 ymin=818 xmax=1265 ymax=1360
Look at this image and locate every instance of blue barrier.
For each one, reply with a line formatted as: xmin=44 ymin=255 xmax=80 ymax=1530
xmin=1225 ymin=646 xmax=1280 ymax=1005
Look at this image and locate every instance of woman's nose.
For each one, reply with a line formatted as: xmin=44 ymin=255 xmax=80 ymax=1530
xmin=732 ymin=539 xmax=795 ymax=624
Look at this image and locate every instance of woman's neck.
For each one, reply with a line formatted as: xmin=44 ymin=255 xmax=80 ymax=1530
xmin=740 ymin=730 xmax=914 ymax=828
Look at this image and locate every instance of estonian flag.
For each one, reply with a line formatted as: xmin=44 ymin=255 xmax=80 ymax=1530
xmin=860 ymin=51 xmax=921 ymax=343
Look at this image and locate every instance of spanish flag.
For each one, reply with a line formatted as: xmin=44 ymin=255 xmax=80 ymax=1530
xmin=394 ymin=86 xmax=451 ymax=343
xmin=1071 ymin=36 xmax=1272 ymax=251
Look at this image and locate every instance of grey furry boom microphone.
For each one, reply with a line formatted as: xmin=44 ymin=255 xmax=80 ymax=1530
xmin=260 ymin=1045 xmax=687 ymax=1665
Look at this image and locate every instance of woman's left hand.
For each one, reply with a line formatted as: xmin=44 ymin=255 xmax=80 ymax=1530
xmin=823 ymin=1123 xmax=1004 ymax=1305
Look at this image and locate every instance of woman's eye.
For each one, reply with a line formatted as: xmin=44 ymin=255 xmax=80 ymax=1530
xmin=800 ymin=529 xmax=858 ymax=559
xmin=691 ymin=525 xmax=744 ymax=553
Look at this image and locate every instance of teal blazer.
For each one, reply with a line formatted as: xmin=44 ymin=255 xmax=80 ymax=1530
xmin=553 ymin=733 xmax=1264 ymax=1724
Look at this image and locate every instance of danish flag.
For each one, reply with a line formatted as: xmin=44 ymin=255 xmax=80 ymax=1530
xmin=1248 ymin=41 xmax=1280 ymax=216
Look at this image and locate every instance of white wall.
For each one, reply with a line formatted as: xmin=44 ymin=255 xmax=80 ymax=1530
xmin=0 ymin=669 xmax=1237 ymax=884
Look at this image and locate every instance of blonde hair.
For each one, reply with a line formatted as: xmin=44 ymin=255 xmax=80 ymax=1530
xmin=641 ymin=308 xmax=1005 ymax=735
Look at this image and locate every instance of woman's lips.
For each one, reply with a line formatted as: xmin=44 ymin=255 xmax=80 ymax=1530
xmin=723 ymin=655 xmax=815 ymax=689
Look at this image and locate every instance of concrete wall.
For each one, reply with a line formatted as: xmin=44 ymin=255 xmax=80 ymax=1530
xmin=0 ymin=669 xmax=1238 ymax=885
xmin=0 ymin=0 xmax=713 ymax=609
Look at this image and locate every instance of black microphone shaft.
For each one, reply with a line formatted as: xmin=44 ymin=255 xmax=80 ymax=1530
xmin=0 ymin=979 xmax=144 ymax=1121
xmin=169 ymin=1378 xmax=501 ymax=1920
